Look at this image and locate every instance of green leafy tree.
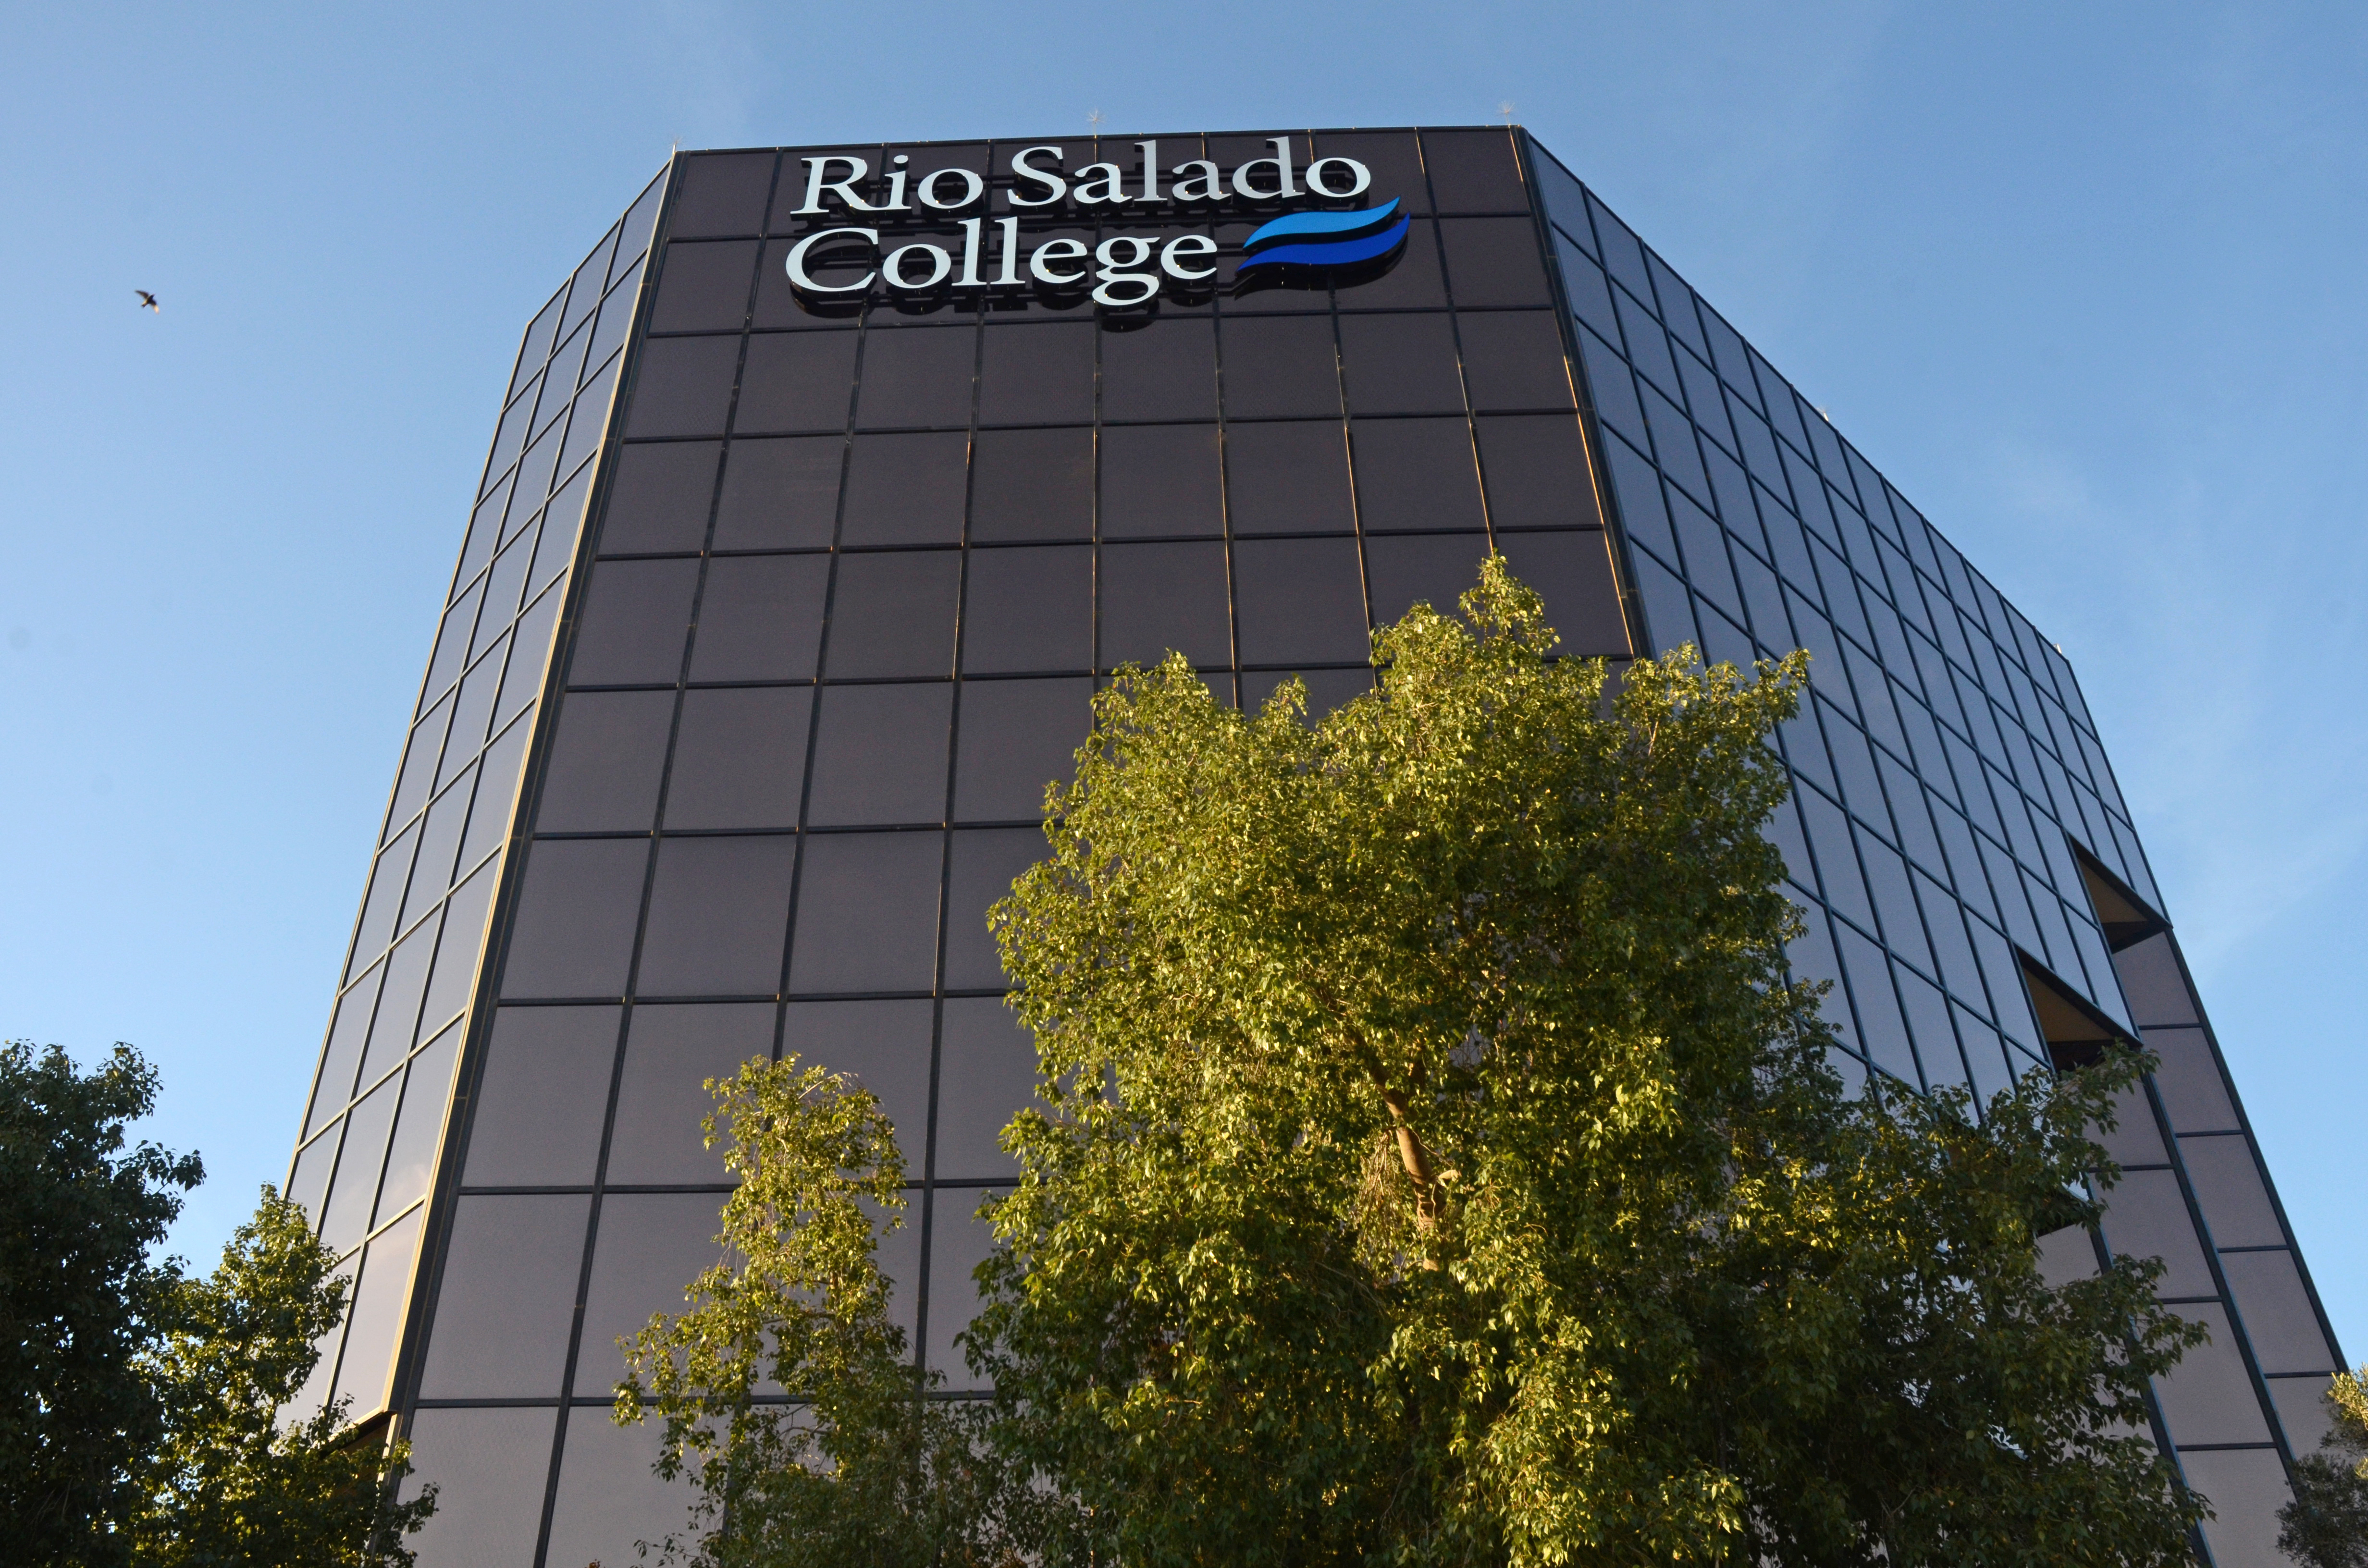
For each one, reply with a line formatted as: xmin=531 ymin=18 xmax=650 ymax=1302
xmin=130 ymin=1186 xmax=436 ymax=1566
xmin=629 ymin=561 xmax=2208 ymax=1566
xmin=2279 ymin=1363 xmax=2368 ymax=1568
xmin=0 ymin=1040 xmax=201 ymax=1565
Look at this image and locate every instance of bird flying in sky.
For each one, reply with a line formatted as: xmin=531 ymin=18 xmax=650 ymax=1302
xmin=135 ymin=290 xmax=159 ymax=313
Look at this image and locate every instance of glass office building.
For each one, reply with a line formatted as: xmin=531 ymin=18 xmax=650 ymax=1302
xmin=282 ymin=128 xmax=2345 ymax=1567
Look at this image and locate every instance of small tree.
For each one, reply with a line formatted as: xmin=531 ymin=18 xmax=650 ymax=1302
xmin=2279 ymin=1363 xmax=2368 ymax=1568
xmin=131 ymin=1187 xmax=436 ymax=1566
xmin=0 ymin=1041 xmax=202 ymax=1566
xmin=626 ymin=561 xmax=2208 ymax=1566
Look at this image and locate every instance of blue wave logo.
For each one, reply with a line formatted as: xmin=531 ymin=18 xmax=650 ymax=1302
xmin=1237 ymin=199 xmax=1411 ymax=273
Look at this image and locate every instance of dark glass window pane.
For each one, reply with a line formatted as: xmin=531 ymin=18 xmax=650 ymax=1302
xmin=672 ymin=150 xmax=776 ymax=236
xmin=1836 ymin=923 xmax=1917 ymax=1086
xmin=823 ymin=552 xmax=961 ymax=678
xmin=531 ymin=465 xmax=594 ymax=600
xmin=388 ymin=701 xmax=450 ymax=836
xmin=399 ymin=1408 xmax=558 ymax=1566
xmin=935 ymin=997 xmax=1037 ymax=1179
xmin=497 ymin=587 xmax=562 ymax=730
xmin=419 ymin=861 xmax=495 ymax=1041
xmin=1364 ymin=533 xmax=1489 ymax=625
xmin=586 ymin=259 xmax=643 ymax=370
xmin=638 ymin=836 xmax=798 ymax=996
xmin=1219 ymin=317 xmax=1340 ymax=419
xmin=320 ymin=1075 xmax=399 ymax=1258
xmin=1422 ymin=129 xmax=1527 ymax=212
xmin=1438 ymin=219 xmax=1551 ymax=306
xmin=502 ymin=839 xmax=647 ymax=999
xmin=1223 ymin=422 xmax=1353 ymax=536
xmin=2146 ymin=1026 xmax=2238 ymax=1133
xmin=1350 ymin=417 xmax=1484 ymax=533
xmin=1098 ymin=541 xmax=1231 ymax=670
xmin=1101 ymin=424 xmax=1222 ymax=539
xmin=854 ymin=326 xmax=975 ymax=429
xmin=752 ymin=238 xmax=874 ymax=328
xmin=438 ymin=642 xmax=506 ymax=787
xmin=1244 ymin=668 xmax=1373 ymax=717
xmin=1630 ymin=548 xmax=1693 ymax=657
xmin=1313 ymin=130 xmax=1431 ymax=212
xmin=375 ymin=1023 xmax=462 ymax=1225
xmin=925 ymin=1191 xmax=999 ymax=1390
xmin=1475 ymin=415 xmax=1594 ymax=531
xmin=840 ymin=431 xmax=968 ymax=546
xmin=954 ymin=678 xmax=1091 ymax=823
xmin=1233 ymin=538 xmax=1367 ymax=666
xmin=1338 ymin=315 xmax=1463 ymax=416
xmin=665 ymin=686 xmax=813 ymax=831
xmin=781 ymin=998 xmax=934 ymax=1154
xmin=309 ymin=968 xmax=382 ymax=1136
xmin=713 ymin=436 xmax=840 ymax=551
xmin=650 ymin=241 xmax=758 ymax=333
xmin=942 ymin=830 xmax=1041 ymax=991
xmin=477 ymin=533 xmax=535 ymax=649
xmin=969 ymin=428 xmax=1092 ymax=542
xmin=606 ymin=1002 xmax=776 ymax=1185
xmin=563 ymin=232 xmax=622 ymax=347
xmin=460 ymin=714 xmax=531 ymax=874
xmin=361 ymin=914 xmax=439 ymax=1087
xmin=353 ymin=826 xmax=419 ymax=978
xmin=689 ymin=554 xmax=829 ymax=682
xmin=978 ymin=324 xmax=1094 ymax=424
xmin=1576 ymin=326 xmax=1644 ymax=449
xmin=575 ymin=1190 xmax=732 ymax=1397
xmin=556 ymin=376 xmax=612 ymax=484
xmin=416 ymin=1192 xmax=591 ymax=1398
xmin=788 ymin=832 xmax=945 ymax=994
xmin=461 ymin=475 xmax=512 ymax=585
xmin=1493 ymin=531 xmax=1628 ymax=658
xmin=1457 ymin=312 xmax=1572 ymax=411
xmin=2176 ymin=1133 xmax=2282 ymax=1249
xmin=288 ymin=1124 xmax=338 ymax=1231
xmin=1337 ymin=219 xmax=1446 ymax=310
xmin=424 ymin=584 xmax=483 ymax=706
xmin=1100 ymin=318 xmax=1218 ymax=422
xmin=461 ymin=1005 xmax=620 ymax=1187
xmin=2220 ymin=1250 xmax=2334 ymax=1375
xmin=1898 ymin=967 xmax=1964 ymax=1092
xmin=735 ymin=332 xmax=859 ymax=434
xmin=962 ymin=546 xmax=1092 ymax=674
xmin=806 ymin=684 xmax=954 ymax=827
xmin=570 ymin=559 xmax=698 ymax=686
xmin=543 ymin=1409 xmax=699 ymax=1568
xmin=332 ymin=1206 xmax=422 ymax=1412
xmin=537 ymin=690 xmax=674 ymax=833
xmin=625 ymin=336 xmax=740 ymax=439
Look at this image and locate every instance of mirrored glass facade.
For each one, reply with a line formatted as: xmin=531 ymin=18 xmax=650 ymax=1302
xmin=286 ymin=129 xmax=2343 ymax=1568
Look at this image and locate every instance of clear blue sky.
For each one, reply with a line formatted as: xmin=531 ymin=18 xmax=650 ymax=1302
xmin=4 ymin=3 xmax=2362 ymax=1356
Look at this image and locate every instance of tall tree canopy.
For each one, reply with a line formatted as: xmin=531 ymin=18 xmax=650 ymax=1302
xmin=625 ymin=561 xmax=2207 ymax=1568
xmin=2279 ymin=1363 xmax=2368 ymax=1568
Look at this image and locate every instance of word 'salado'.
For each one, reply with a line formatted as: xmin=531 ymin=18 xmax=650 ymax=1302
xmin=784 ymin=139 xmax=1379 ymax=308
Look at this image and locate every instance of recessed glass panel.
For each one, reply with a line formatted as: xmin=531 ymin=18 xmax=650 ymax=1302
xmin=1218 ymin=316 xmax=1340 ymax=420
xmin=665 ymin=686 xmax=813 ymax=831
xmin=712 ymin=436 xmax=839 ymax=551
xmin=1101 ymin=424 xmax=1222 ymax=539
xmin=570 ymin=559 xmax=698 ymax=686
xmin=688 ymin=554 xmax=830 ymax=682
xmin=605 ymin=1002 xmax=777 ymax=1185
xmin=780 ymin=998 xmax=935 ymax=1157
xmin=1349 ymin=417 xmax=1484 ymax=534
xmin=1338 ymin=315 xmax=1464 ymax=416
xmin=624 ymin=336 xmax=741 ymax=440
xmin=953 ymin=678 xmax=1091 ymax=824
xmin=855 ymin=325 xmax=976 ymax=429
xmin=736 ymin=331 xmax=860 ymax=434
xmin=1233 ymin=538 xmax=1367 ymax=666
xmin=319 ymin=1074 xmax=399 ymax=1259
xmin=1223 ymin=421 xmax=1354 ymax=536
xmin=638 ymin=835 xmax=798 ymax=996
xmin=962 ymin=546 xmax=1092 ymax=674
xmin=822 ymin=551 xmax=961 ymax=678
xmin=1492 ymin=531 xmax=1628 ymax=658
xmin=935 ymin=997 xmax=1038 ymax=1179
xmin=1101 ymin=317 xmax=1219 ymax=422
xmin=787 ymin=832 xmax=945 ymax=994
xmin=942 ymin=830 xmax=1046 ymax=991
xmin=461 ymin=1005 xmax=620 ymax=1187
xmin=969 ymin=428 xmax=1092 ymax=542
xmin=416 ymin=1192 xmax=592 ymax=1398
xmin=840 ymin=431 xmax=969 ymax=546
xmin=500 ymin=839 xmax=649 ymax=999
xmin=537 ymin=690 xmax=675 ymax=833
xmin=805 ymin=684 xmax=955 ymax=827
xmin=650 ymin=240 xmax=759 ymax=332
xmin=977 ymin=324 xmax=1095 ymax=424
xmin=575 ymin=1190 xmax=737 ymax=1397
xmin=1098 ymin=541 xmax=1231 ymax=670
